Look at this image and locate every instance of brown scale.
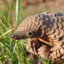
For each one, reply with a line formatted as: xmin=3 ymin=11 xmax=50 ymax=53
xmin=46 ymin=16 xmax=64 ymax=41
xmin=57 ymin=23 xmax=63 ymax=29
xmin=50 ymin=40 xmax=64 ymax=64
xmin=42 ymin=11 xmax=55 ymax=17
xmin=42 ymin=11 xmax=64 ymax=17
xmin=47 ymin=29 xmax=59 ymax=41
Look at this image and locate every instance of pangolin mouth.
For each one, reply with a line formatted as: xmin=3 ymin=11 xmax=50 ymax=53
xmin=11 ymin=34 xmax=17 ymax=39
xmin=11 ymin=34 xmax=20 ymax=40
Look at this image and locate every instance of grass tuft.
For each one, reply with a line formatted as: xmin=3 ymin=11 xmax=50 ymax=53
xmin=0 ymin=0 xmax=50 ymax=64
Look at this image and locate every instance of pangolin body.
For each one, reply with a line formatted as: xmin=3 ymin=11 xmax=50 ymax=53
xmin=12 ymin=12 xmax=64 ymax=64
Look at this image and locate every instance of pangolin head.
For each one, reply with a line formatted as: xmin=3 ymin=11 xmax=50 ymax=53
xmin=12 ymin=15 xmax=44 ymax=40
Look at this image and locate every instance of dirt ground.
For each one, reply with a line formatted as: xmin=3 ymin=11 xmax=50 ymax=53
xmin=21 ymin=0 xmax=64 ymax=20
xmin=22 ymin=0 xmax=64 ymax=12
xmin=0 ymin=0 xmax=64 ymax=23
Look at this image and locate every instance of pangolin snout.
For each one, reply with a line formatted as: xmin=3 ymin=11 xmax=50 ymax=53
xmin=11 ymin=34 xmax=15 ymax=38
xmin=11 ymin=33 xmax=19 ymax=39
xmin=11 ymin=31 xmax=28 ymax=40
xmin=11 ymin=31 xmax=21 ymax=39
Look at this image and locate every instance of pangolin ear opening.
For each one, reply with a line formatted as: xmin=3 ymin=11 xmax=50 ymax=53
xmin=37 ymin=28 xmax=44 ymax=37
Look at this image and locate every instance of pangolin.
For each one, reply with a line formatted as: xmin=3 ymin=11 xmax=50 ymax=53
xmin=12 ymin=12 xmax=64 ymax=64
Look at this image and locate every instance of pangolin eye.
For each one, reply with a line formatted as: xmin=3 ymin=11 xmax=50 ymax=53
xmin=28 ymin=32 xmax=33 ymax=36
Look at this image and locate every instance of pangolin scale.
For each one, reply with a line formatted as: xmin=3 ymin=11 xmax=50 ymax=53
xmin=12 ymin=12 xmax=64 ymax=64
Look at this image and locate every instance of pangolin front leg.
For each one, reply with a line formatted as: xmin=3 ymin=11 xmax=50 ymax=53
xmin=26 ymin=38 xmax=41 ymax=54
xmin=26 ymin=38 xmax=50 ymax=60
